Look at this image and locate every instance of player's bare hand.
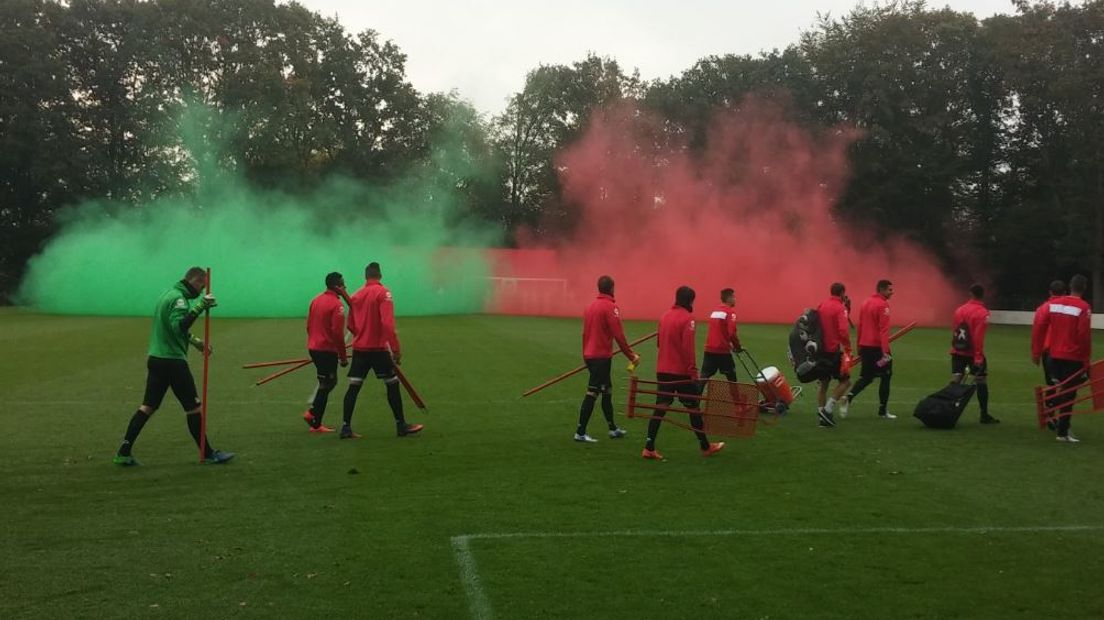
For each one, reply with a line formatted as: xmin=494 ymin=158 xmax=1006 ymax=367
xmin=392 ymin=351 xmax=402 ymax=366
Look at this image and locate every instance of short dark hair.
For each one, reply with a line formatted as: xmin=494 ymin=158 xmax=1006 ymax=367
xmin=674 ymin=285 xmax=696 ymax=310
xmin=830 ymin=282 xmax=845 ymax=297
xmin=365 ymin=262 xmax=381 ymax=279
xmin=720 ymin=288 xmax=735 ymax=302
xmin=325 ymin=272 xmax=344 ymax=288
xmin=969 ymin=284 xmax=984 ymax=299
xmin=1049 ymin=280 xmax=1068 ymax=296
xmin=876 ymin=279 xmax=893 ymax=293
xmin=184 ymin=266 xmax=206 ymax=280
xmin=1070 ymin=274 xmax=1088 ymax=294
xmin=597 ymin=275 xmax=614 ymax=295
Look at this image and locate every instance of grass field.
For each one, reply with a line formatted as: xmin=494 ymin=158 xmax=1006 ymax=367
xmin=3 ymin=308 xmax=1104 ymax=619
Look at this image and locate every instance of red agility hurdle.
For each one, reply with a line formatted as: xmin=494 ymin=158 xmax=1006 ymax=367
xmin=1034 ymin=360 xmax=1104 ymax=429
xmin=626 ymin=376 xmax=763 ymax=438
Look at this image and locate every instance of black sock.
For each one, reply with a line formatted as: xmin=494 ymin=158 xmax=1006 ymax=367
xmin=878 ymin=375 xmax=892 ymax=414
xmin=645 ymin=419 xmax=661 ymax=450
xmin=386 ymin=381 xmax=405 ymax=424
xmin=311 ymin=384 xmax=334 ymax=426
xmin=118 ymin=410 xmax=150 ymax=456
xmin=186 ymin=412 xmax=214 ymax=458
xmin=576 ymin=394 xmax=597 ymax=435
xmin=343 ymin=383 xmax=363 ymax=426
xmin=601 ymin=393 xmax=616 ymax=430
xmin=646 ymin=402 xmax=669 ymax=450
xmin=690 ymin=411 xmax=709 ymax=449
xmin=977 ymin=383 xmax=989 ymax=416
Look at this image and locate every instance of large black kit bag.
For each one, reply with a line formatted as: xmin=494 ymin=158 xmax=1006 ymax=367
xmin=914 ymin=382 xmax=977 ymax=429
xmin=788 ymin=308 xmax=827 ymax=383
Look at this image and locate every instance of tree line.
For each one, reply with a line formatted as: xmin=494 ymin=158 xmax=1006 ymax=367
xmin=1 ymin=0 xmax=1101 ymax=309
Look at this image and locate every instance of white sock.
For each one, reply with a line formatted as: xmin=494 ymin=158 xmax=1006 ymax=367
xmin=825 ymin=398 xmax=837 ymax=414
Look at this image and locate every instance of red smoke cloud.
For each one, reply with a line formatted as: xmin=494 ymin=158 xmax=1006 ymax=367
xmin=492 ymin=100 xmax=960 ymax=326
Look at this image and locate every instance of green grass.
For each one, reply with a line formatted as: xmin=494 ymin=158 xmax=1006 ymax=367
xmin=2 ymin=308 xmax=1104 ymax=619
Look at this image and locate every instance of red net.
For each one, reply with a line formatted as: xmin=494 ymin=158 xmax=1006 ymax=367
xmin=626 ymin=377 xmax=762 ymax=438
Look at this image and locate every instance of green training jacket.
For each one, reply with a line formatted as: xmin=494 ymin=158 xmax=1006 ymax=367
xmin=148 ymin=281 xmax=200 ymax=360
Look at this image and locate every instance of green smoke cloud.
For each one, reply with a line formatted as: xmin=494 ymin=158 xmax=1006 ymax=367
xmin=18 ymin=104 xmax=497 ymax=317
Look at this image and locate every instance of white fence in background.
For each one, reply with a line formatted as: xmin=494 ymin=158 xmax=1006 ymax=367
xmin=990 ymin=310 xmax=1104 ymax=330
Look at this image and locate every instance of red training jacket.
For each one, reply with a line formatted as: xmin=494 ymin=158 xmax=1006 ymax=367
xmin=705 ymin=304 xmax=741 ymax=354
xmin=347 ymin=279 xmax=400 ymax=353
xmin=816 ymin=295 xmax=851 ymax=355
xmin=657 ymin=305 xmax=697 ymax=377
xmin=949 ymin=298 xmax=989 ymax=364
xmin=857 ymin=293 xmax=891 ymax=354
xmin=306 ymin=289 xmax=347 ymax=361
xmin=582 ymin=294 xmax=634 ymax=360
xmin=1032 ymin=295 xmax=1091 ymax=363
xmin=1033 ymin=295 xmax=1058 ymax=353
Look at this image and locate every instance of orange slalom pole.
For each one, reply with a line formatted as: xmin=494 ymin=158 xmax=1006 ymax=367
xmin=846 ymin=321 xmax=918 ymax=370
xmin=255 ymin=359 xmax=313 ymax=386
xmin=199 ymin=267 xmax=211 ymax=463
xmin=522 ymin=331 xmax=658 ymax=397
xmin=395 ymin=365 xmax=427 ymax=410
xmin=242 ymin=357 xmax=310 ymax=369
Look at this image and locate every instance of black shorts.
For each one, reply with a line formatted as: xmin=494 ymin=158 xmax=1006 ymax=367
xmin=701 ymin=352 xmax=737 ymax=380
xmin=143 ymin=356 xmax=200 ymax=411
xmin=348 ymin=350 xmax=396 ymax=381
xmin=858 ymin=346 xmax=892 ymax=379
xmin=584 ymin=358 xmax=613 ymax=394
xmin=951 ymin=354 xmax=987 ymax=377
xmin=656 ymin=372 xmax=699 ymax=408
xmin=310 ymin=350 xmax=339 ymax=381
xmin=816 ymin=351 xmax=849 ymax=381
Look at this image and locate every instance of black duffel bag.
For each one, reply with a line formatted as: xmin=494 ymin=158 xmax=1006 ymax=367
xmin=914 ymin=382 xmax=977 ymax=429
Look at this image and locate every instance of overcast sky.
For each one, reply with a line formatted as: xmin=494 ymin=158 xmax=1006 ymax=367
xmin=297 ymin=0 xmax=1019 ymax=114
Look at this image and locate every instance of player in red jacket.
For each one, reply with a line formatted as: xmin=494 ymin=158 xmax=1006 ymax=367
xmin=341 ymin=262 xmax=423 ymax=439
xmin=843 ymin=279 xmax=895 ymax=419
xmin=302 ymin=272 xmax=349 ymax=432
xmin=701 ymin=288 xmax=742 ymax=382
xmin=949 ymin=284 xmax=999 ymax=424
xmin=574 ymin=275 xmax=640 ymax=443
xmin=642 ymin=286 xmax=725 ymax=460
xmin=1032 ymin=274 xmax=1093 ymax=442
xmin=1034 ymin=280 xmax=1068 ymax=389
xmin=814 ymin=282 xmax=852 ymax=427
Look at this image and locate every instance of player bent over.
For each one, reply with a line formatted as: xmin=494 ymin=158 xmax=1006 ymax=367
xmin=342 ymin=262 xmax=423 ymax=439
xmin=113 ymin=267 xmax=234 ymax=465
xmin=642 ymin=286 xmax=725 ymax=460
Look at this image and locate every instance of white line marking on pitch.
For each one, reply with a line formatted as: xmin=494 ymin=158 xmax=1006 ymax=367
xmin=452 ymin=535 xmax=493 ymax=620
xmin=450 ymin=524 xmax=1104 ymax=620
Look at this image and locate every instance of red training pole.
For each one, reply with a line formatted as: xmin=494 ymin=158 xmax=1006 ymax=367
xmin=394 ymin=365 xmax=427 ymax=410
xmin=241 ymin=357 xmax=312 ymax=369
xmin=522 ymin=331 xmax=658 ymax=397
xmin=200 ymin=267 xmax=211 ymax=463
xmin=254 ymin=359 xmax=313 ymax=386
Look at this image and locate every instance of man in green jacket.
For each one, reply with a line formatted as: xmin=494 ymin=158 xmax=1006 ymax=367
xmin=113 ymin=267 xmax=234 ymax=466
